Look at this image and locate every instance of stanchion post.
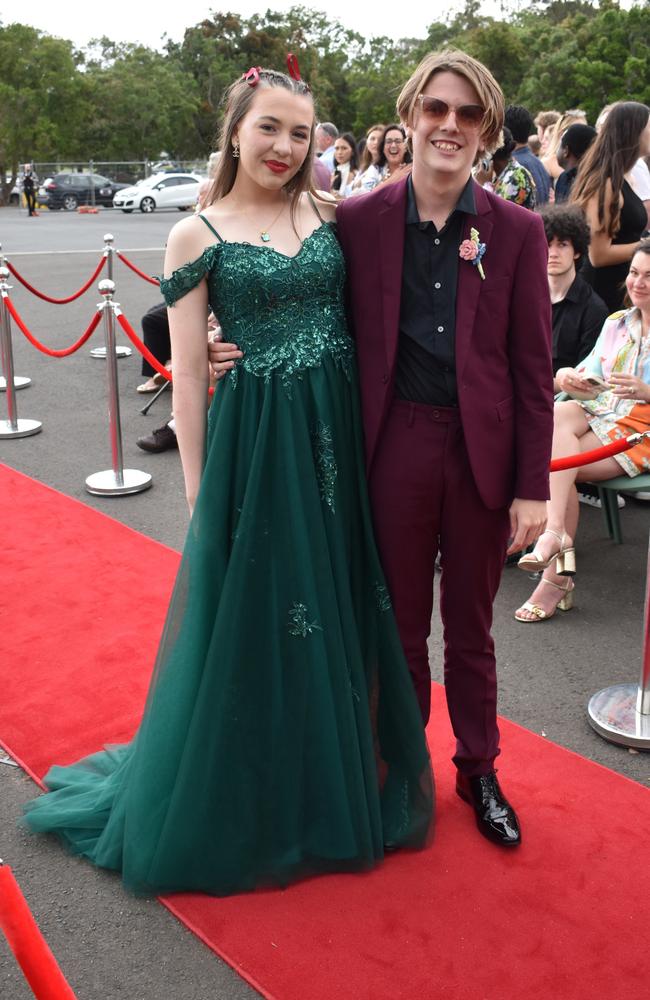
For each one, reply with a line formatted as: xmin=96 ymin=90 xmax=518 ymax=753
xmin=588 ymin=531 xmax=650 ymax=748
xmin=0 ymin=267 xmax=42 ymax=438
xmin=0 ymin=251 xmax=32 ymax=393
xmin=637 ymin=536 xmax=650 ymax=715
xmin=89 ymin=235 xmax=132 ymax=360
xmin=85 ymin=279 xmax=152 ymax=496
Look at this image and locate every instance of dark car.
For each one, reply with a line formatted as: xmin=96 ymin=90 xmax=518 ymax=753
xmin=38 ymin=172 xmax=130 ymax=211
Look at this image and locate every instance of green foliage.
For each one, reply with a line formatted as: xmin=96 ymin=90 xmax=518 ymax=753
xmin=0 ymin=1 xmax=649 ymax=200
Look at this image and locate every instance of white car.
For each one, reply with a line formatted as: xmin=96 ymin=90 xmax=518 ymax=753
xmin=113 ymin=172 xmax=204 ymax=213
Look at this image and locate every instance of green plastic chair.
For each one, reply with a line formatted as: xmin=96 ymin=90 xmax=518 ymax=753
xmin=588 ymin=473 xmax=650 ymax=544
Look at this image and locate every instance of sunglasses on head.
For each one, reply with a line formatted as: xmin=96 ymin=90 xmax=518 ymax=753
xmin=417 ymin=95 xmax=485 ymax=129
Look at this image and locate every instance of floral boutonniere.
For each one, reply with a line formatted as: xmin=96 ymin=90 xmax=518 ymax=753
xmin=459 ymin=227 xmax=486 ymax=280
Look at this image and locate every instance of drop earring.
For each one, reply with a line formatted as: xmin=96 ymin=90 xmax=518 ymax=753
xmin=232 ymin=142 xmax=240 ymax=159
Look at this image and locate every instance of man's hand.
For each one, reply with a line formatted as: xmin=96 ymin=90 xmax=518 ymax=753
xmin=207 ymin=333 xmax=243 ymax=380
xmin=507 ymin=499 xmax=547 ymax=556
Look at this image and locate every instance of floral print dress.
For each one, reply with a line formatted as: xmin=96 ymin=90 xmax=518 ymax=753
xmin=576 ymin=307 xmax=650 ymax=476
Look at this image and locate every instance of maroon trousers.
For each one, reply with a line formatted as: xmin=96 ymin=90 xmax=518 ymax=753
xmin=368 ymin=399 xmax=511 ymax=777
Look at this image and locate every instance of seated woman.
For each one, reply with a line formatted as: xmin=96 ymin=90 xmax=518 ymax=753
xmin=515 ymin=240 xmax=650 ymax=622
xmin=330 ymin=132 xmax=359 ymax=198
xmin=350 ymin=123 xmax=384 ymax=194
xmin=364 ymin=125 xmax=411 ymax=184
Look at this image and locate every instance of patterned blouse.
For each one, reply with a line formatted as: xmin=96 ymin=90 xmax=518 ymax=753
xmin=494 ymin=159 xmax=536 ymax=211
xmin=575 ymin=307 xmax=650 ymax=475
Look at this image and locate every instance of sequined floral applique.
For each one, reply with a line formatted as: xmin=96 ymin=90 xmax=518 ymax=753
xmin=312 ymin=421 xmax=337 ymax=512
xmin=373 ymin=581 xmax=392 ymax=613
xmin=288 ymin=602 xmax=323 ymax=638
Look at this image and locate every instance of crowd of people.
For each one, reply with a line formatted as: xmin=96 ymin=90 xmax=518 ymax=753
xmin=21 ymin=50 xmax=650 ymax=905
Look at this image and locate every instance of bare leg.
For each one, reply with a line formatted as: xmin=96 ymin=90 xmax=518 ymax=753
xmin=516 ymin=402 xmax=622 ymax=620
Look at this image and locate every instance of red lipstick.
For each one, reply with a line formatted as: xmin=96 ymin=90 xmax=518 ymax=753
xmin=265 ymin=161 xmax=290 ymax=173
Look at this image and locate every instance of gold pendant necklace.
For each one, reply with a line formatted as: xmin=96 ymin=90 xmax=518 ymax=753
xmin=236 ymin=198 xmax=287 ymax=244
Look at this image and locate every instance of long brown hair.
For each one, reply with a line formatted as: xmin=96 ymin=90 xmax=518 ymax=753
xmin=570 ymin=101 xmax=650 ymax=238
xmin=207 ymin=68 xmax=316 ymax=226
xmin=359 ymin=123 xmax=385 ymax=173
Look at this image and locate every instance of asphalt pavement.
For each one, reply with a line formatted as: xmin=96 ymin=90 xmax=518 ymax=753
xmin=0 ymin=204 xmax=648 ymax=999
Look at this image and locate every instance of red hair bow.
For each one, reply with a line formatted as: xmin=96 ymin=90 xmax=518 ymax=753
xmin=286 ymin=53 xmax=301 ymax=80
xmin=242 ymin=66 xmax=261 ymax=87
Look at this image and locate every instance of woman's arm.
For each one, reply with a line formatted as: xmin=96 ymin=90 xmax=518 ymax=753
xmin=585 ymin=186 xmax=641 ymax=267
xmin=164 ymin=222 xmax=211 ymax=514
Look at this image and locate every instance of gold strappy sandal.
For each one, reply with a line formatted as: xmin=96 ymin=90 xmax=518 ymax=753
xmin=514 ymin=578 xmax=575 ymax=623
xmin=517 ymin=528 xmax=576 ymax=576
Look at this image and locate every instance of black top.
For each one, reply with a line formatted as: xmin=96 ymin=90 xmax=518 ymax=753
xmin=580 ymin=180 xmax=647 ymax=312
xmin=551 ymin=273 xmax=609 ymax=375
xmin=394 ymin=176 xmax=476 ymax=406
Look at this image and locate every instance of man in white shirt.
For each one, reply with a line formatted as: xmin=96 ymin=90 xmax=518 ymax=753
xmin=315 ymin=122 xmax=338 ymax=176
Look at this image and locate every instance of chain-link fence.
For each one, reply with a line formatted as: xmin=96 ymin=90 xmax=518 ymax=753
xmin=31 ymin=160 xmax=208 ymax=184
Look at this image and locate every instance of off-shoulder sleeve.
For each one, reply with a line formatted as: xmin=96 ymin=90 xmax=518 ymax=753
xmin=158 ymin=248 xmax=215 ymax=307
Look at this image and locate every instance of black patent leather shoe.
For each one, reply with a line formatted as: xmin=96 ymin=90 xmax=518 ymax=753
xmin=456 ymin=771 xmax=521 ymax=847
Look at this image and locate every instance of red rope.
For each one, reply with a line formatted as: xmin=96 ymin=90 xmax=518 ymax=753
xmin=116 ymin=309 xmax=214 ymax=396
xmin=115 ymin=251 xmax=160 ymax=286
xmin=4 ymin=296 xmax=102 ymax=357
xmin=116 ymin=310 xmax=171 ymax=379
xmin=0 ymin=865 xmax=78 ymax=999
xmin=550 ymin=435 xmax=640 ymax=472
xmin=6 ymin=256 xmax=106 ymax=304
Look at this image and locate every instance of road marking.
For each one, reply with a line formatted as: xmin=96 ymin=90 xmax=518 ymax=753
xmin=7 ymin=247 xmax=165 ymax=257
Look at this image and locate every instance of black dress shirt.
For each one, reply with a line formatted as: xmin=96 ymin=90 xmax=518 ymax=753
xmin=551 ymin=273 xmax=609 ymax=375
xmin=394 ymin=175 xmax=476 ymax=406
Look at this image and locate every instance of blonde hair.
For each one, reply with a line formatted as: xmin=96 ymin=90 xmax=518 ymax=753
xmin=396 ymin=49 xmax=504 ymax=155
xmin=207 ymin=68 xmax=316 ymax=223
xmin=545 ymin=110 xmax=588 ymax=159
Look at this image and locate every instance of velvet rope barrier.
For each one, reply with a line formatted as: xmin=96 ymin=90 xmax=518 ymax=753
xmin=115 ymin=250 xmax=160 ymax=286
xmin=4 ymin=297 xmax=102 ymax=357
xmin=6 ymin=256 xmax=106 ymax=304
xmin=0 ymin=863 xmax=78 ymax=999
xmin=549 ymin=433 xmax=648 ymax=472
xmin=116 ymin=309 xmax=214 ymax=396
xmin=116 ymin=309 xmax=171 ymax=380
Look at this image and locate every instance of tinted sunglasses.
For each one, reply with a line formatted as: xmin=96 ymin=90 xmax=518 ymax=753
xmin=417 ymin=95 xmax=485 ymax=129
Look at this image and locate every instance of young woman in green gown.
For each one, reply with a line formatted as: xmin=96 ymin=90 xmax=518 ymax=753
xmin=22 ymin=68 xmax=434 ymax=897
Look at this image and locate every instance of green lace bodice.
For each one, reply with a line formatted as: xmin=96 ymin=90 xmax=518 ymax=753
xmin=160 ymin=224 xmax=354 ymax=390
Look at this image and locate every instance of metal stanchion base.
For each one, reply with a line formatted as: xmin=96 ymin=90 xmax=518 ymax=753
xmin=0 ymin=375 xmax=31 ymax=391
xmin=0 ymin=418 xmax=42 ymax=438
xmin=89 ymin=346 xmax=132 ymax=359
xmin=85 ymin=468 xmax=152 ymax=496
xmin=588 ymin=683 xmax=650 ymax=750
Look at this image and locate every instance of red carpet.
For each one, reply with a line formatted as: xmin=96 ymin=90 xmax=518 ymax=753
xmin=1 ymin=463 xmax=648 ymax=1000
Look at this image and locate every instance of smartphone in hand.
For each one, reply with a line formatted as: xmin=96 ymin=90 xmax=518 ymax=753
xmin=585 ymin=374 xmax=611 ymax=390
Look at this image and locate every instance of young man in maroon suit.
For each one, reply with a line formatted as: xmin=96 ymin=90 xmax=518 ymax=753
xmin=210 ymin=51 xmax=554 ymax=847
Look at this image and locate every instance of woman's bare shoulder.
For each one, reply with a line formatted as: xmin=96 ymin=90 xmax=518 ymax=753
xmin=164 ymin=214 xmax=220 ymax=277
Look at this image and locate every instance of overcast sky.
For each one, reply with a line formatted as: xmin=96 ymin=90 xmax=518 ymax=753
xmin=6 ymin=1 xmax=469 ymax=49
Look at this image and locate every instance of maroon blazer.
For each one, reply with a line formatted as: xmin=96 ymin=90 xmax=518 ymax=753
xmin=336 ymin=178 xmax=555 ymax=510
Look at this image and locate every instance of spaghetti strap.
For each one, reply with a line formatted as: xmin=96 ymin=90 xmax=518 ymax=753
xmin=198 ymin=213 xmax=224 ymax=242
xmin=308 ymin=193 xmax=328 ymax=225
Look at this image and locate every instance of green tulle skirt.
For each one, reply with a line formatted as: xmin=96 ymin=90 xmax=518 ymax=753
xmin=22 ymin=357 xmax=434 ymax=896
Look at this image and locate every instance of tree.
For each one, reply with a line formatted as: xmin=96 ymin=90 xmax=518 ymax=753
xmin=0 ymin=24 xmax=82 ymax=202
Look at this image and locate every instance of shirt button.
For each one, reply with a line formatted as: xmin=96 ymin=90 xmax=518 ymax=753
xmin=434 ymin=282 xmax=441 ymax=289
xmin=434 ymin=238 xmax=440 ymax=245
xmin=382 ymin=374 xmax=389 ymax=383
xmin=437 ymin=326 xmax=444 ymax=333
